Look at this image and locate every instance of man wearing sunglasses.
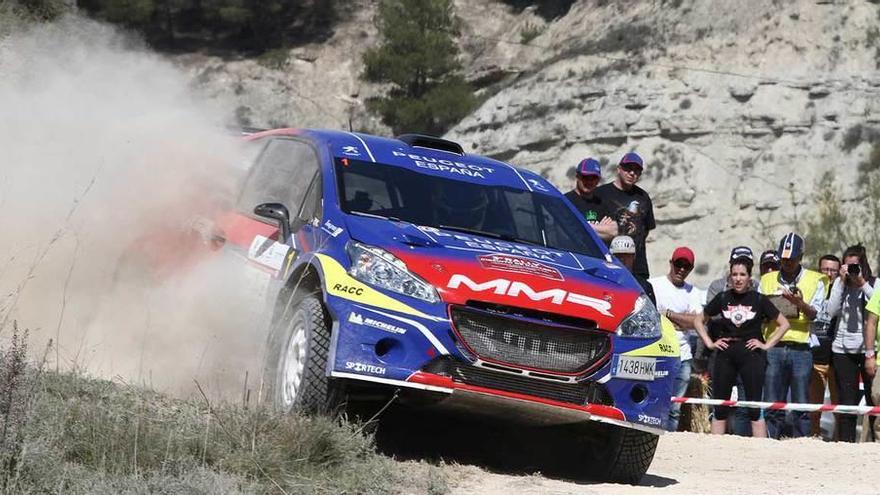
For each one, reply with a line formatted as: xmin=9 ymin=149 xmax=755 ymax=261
xmin=650 ymin=246 xmax=703 ymax=431
xmin=594 ymin=152 xmax=656 ymax=278
xmin=564 ymin=158 xmax=618 ymax=241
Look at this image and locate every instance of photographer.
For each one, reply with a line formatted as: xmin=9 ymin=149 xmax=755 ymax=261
xmin=825 ymin=245 xmax=877 ymax=442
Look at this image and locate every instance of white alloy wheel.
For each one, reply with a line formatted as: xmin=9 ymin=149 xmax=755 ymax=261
xmin=281 ymin=323 xmax=308 ymax=410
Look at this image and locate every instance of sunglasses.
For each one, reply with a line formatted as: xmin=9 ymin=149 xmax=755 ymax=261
xmin=672 ymin=259 xmax=693 ymax=270
xmin=620 ymin=163 xmax=643 ymax=175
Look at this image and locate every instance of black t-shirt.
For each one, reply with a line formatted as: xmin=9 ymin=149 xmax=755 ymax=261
xmin=593 ymin=183 xmax=655 ymax=277
xmin=704 ymin=290 xmax=780 ymax=340
xmin=564 ymin=190 xmax=608 ymax=224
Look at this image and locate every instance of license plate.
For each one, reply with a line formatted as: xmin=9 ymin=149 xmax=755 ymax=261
xmin=613 ymin=356 xmax=656 ymax=381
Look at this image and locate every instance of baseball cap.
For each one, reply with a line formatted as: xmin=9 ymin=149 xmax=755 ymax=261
xmin=619 ymin=152 xmax=644 ymax=168
xmin=671 ymin=246 xmax=695 ymax=265
xmin=729 ymin=246 xmax=754 ymax=262
xmin=576 ymin=158 xmax=601 ymax=177
xmin=777 ymin=233 xmax=804 ymax=259
xmin=760 ymin=249 xmax=780 ymax=266
xmin=610 ymin=235 xmax=636 ymax=254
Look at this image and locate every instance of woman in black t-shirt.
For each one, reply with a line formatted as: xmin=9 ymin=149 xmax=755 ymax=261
xmin=694 ymin=259 xmax=791 ymax=437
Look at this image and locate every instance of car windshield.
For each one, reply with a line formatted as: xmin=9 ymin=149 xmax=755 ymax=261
xmin=335 ymin=158 xmax=604 ymax=259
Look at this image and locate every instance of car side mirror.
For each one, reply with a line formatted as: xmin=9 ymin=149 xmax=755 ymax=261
xmin=254 ymin=203 xmax=291 ymax=241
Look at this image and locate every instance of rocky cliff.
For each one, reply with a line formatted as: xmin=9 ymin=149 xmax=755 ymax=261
xmin=183 ymin=0 xmax=880 ymax=285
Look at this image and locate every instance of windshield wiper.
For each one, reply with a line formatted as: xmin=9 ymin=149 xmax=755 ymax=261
xmin=437 ymin=225 xmax=545 ymax=248
xmin=349 ymin=210 xmax=402 ymax=223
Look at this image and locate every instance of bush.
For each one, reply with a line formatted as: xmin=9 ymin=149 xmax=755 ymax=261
xmin=520 ymin=21 xmax=545 ymax=44
xmin=362 ymin=0 xmax=476 ymax=135
xmin=77 ymin=0 xmax=338 ymax=53
xmin=2 ymin=0 xmax=69 ymax=24
xmin=0 ymin=329 xmax=447 ymax=494
xmin=256 ymin=47 xmax=289 ymax=69
xmin=805 ymin=146 xmax=880 ymax=265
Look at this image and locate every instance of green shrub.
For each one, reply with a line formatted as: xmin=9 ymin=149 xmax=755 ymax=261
xmin=256 ymin=47 xmax=290 ymax=69
xmin=520 ymin=21 xmax=545 ymax=44
xmin=362 ymin=0 xmax=476 ymax=135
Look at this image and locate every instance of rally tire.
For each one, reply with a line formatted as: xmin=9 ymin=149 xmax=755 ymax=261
xmin=600 ymin=427 xmax=659 ymax=484
xmin=265 ymin=293 xmax=341 ymax=415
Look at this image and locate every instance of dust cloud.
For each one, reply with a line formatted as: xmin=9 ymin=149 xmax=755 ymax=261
xmin=0 ymin=16 xmax=269 ymax=401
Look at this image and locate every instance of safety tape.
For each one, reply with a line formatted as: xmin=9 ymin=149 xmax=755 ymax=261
xmin=671 ymin=397 xmax=880 ymax=416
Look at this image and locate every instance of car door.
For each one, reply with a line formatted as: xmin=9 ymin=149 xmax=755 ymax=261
xmin=216 ymin=136 xmax=322 ymax=284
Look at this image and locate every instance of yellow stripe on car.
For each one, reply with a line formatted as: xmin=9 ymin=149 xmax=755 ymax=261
xmin=315 ymin=253 xmax=429 ymax=318
xmin=622 ymin=316 xmax=680 ymax=357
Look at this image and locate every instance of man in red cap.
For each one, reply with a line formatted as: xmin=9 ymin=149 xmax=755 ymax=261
xmin=564 ymin=158 xmax=618 ymax=241
xmin=594 ymin=152 xmax=656 ymax=278
xmin=650 ymin=246 xmax=704 ymax=431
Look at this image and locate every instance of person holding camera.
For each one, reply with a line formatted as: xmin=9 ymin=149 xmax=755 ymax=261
xmin=825 ymin=245 xmax=877 ymax=442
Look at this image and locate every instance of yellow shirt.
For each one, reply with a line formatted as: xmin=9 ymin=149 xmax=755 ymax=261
xmin=759 ymin=269 xmax=828 ymax=344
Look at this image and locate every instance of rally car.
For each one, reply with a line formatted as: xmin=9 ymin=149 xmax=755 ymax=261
xmin=196 ymin=129 xmax=679 ymax=483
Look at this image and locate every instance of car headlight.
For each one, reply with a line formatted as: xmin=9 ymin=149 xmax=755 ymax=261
xmin=346 ymin=242 xmax=439 ymax=303
xmin=615 ymin=294 xmax=661 ymax=338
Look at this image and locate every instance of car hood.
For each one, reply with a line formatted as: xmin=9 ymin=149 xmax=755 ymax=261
xmin=344 ymin=215 xmax=642 ymax=331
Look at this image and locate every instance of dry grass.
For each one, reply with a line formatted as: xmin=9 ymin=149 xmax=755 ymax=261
xmin=0 ymin=328 xmax=447 ymax=494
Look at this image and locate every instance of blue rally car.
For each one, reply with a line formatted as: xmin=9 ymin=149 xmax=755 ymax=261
xmin=213 ymin=128 xmax=680 ymax=483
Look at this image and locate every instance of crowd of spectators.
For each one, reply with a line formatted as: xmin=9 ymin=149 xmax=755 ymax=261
xmin=565 ymin=154 xmax=879 ymax=441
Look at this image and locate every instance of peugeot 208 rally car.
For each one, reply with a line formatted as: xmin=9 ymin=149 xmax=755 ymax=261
xmin=216 ymin=128 xmax=680 ymax=484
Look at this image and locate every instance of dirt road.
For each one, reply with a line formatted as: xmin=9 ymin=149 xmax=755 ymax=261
xmin=448 ymin=432 xmax=879 ymax=495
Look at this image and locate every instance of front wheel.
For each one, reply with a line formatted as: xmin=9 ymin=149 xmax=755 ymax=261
xmin=582 ymin=424 xmax=659 ymax=484
xmin=264 ymin=292 xmax=343 ymax=414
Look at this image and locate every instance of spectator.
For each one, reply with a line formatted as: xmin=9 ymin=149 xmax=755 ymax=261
xmin=649 ymin=246 xmax=703 ymax=431
xmin=863 ymin=288 xmax=880 ymax=440
xmin=705 ymin=246 xmax=761 ymax=436
xmin=610 ymin=235 xmax=655 ymax=305
xmin=565 ymin=158 xmax=618 ymax=241
xmin=694 ymin=257 xmax=791 ymax=437
xmin=809 ymin=254 xmax=841 ymax=438
xmin=826 ymin=245 xmax=877 ymax=442
xmin=760 ymin=250 xmax=781 ymax=276
xmin=594 ymin=153 xmax=656 ymax=278
xmin=759 ymin=233 xmax=828 ymax=439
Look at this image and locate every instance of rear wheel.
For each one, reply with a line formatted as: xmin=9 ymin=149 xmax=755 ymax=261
xmin=264 ymin=292 xmax=343 ymax=414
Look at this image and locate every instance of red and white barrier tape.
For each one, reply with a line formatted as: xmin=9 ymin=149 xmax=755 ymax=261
xmin=672 ymin=397 xmax=880 ymax=416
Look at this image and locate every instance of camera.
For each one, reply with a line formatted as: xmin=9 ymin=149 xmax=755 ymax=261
xmin=848 ymin=263 xmax=861 ymax=276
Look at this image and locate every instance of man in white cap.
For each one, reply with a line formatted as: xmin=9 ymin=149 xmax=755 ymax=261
xmin=610 ymin=235 xmax=655 ymax=305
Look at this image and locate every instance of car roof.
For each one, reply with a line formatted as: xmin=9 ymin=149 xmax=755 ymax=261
xmin=245 ymin=128 xmax=556 ymax=194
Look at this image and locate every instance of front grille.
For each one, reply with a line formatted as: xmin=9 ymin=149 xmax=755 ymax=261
xmin=450 ymin=306 xmax=611 ymax=374
xmin=424 ymin=358 xmax=614 ymax=406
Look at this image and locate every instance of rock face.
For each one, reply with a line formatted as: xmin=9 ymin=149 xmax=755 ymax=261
xmin=183 ymin=0 xmax=880 ymax=285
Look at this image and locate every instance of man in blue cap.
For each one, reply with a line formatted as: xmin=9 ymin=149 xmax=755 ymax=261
xmin=565 ymin=158 xmax=618 ymax=241
xmin=594 ymin=152 xmax=656 ymax=278
xmin=759 ymin=232 xmax=829 ymax=439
